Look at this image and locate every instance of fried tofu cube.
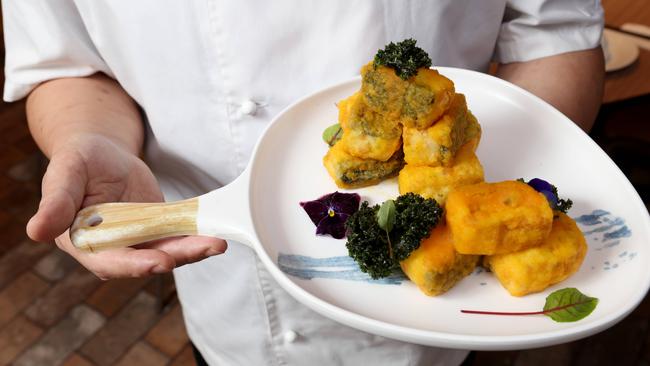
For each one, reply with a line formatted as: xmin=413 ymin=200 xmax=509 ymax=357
xmin=484 ymin=212 xmax=587 ymax=296
xmin=398 ymin=142 xmax=484 ymax=204
xmin=360 ymin=63 xmax=406 ymax=121
xmin=360 ymin=62 xmax=455 ymax=129
xmin=323 ymin=142 xmax=404 ymax=189
xmin=403 ymin=94 xmax=480 ymax=167
xmin=401 ymin=67 xmax=456 ymax=129
xmin=446 ymin=181 xmax=553 ymax=255
xmin=338 ymin=92 xmax=402 ymax=161
xmin=400 ymin=222 xmax=479 ymax=296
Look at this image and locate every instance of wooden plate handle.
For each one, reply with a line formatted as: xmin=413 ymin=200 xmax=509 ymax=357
xmin=70 ymin=198 xmax=199 ymax=252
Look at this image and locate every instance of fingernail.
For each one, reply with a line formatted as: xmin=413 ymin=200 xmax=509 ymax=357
xmin=206 ymin=247 xmax=225 ymax=257
xmin=151 ymin=264 xmax=170 ymax=274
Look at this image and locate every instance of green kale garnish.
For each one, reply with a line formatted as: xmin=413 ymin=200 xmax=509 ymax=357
xmin=345 ymin=202 xmax=396 ymax=279
xmin=392 ymin=193 xmax=443 ymax=261
xmin=345 ymin=193 xmax=443 ymax=279
xmin=374 ymin=39 xmax=432 ymax=80
xmin=551 ymin=185 xmax=573 ymax=214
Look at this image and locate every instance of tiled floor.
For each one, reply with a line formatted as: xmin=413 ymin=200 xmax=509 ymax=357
xmin=0 ymin=99 xmax=193 ymax=366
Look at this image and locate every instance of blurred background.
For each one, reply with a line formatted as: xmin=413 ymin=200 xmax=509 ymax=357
xmin=0 ymin=1 xmax=648 ymax=365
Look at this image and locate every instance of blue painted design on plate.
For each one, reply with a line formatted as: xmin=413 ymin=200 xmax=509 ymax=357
xmin=278 ymin=209 xmax=635 ymax=285
xmin=278 ymin=253 xmax=406 ymax=285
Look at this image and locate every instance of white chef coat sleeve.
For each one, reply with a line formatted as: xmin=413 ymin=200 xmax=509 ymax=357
xmin=495 ymin=0 xmax=604 ymax=63
xmin=2 ymin=0 xmax=113 ymax=102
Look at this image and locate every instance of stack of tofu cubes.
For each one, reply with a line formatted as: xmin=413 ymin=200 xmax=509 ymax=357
xmin=324 ymin=61 xmax=484 ymax=205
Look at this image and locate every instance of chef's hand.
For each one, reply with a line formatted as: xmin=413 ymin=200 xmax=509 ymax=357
xmin=26 ymin=133 xmax=227 ymax=279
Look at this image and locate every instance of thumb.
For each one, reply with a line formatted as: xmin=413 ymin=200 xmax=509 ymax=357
xmin=27 ymin=152 xmax=87 ymax=242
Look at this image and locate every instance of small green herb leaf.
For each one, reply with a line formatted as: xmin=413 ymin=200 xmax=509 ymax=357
xmin=377 ymin=199 xmax=396 ymax=233
xmin=322 ymin=123 xmax=343 ymax=146
xmin=543 ymin=288 xmax=598 ymax=322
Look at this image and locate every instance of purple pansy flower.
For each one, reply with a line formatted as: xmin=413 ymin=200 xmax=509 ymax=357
xmin=527 ymin=178 xmax=558 ymax=207
xmin=300 ymin=191 xmax=361 ymax=239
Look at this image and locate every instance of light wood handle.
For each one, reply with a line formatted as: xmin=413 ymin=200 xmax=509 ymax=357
xmin=70 ymin=198 xmax=199 ymax=252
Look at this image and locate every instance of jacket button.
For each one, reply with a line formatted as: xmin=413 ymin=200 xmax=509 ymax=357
xmin=239 ymin=99 xmax=258 ymax=116
xmin=283 ymin=330 xmax=298 ymax=343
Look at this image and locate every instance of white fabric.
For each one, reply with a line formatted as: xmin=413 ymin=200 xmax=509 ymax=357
xmin=3 ymin=1 xmax=603 ymax=365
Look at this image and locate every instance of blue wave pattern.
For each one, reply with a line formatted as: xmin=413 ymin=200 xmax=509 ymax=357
xmin=573 ymin=209 xmax=635 ymax=271
xmin=278 ymin=209 xmax=634 ymax=283
xmin=277 ymin=254 xmax=406 ymax=285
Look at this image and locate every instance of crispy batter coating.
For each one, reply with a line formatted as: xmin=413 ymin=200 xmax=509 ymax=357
xmin=338 ymin=92 xmax=402 ymax=161
xmin=446 ymin=181 xmax=553 ymax=255
xmin=400 ymin=222 xmax=479 ymax=296
xmin=402 ymin=67 xmax=455 ymax=129
xmin=398 ymin=142 xmax=484 ymax=204
xmin=403 ymin=94 xmax=481 ymax=167
xmin=360 ymin=62 xmax=455 ymax=129
xmin=485 ymin=212 xmax=587 ymax=296
xmin=323 ymin=142 xmax=404 ymax=189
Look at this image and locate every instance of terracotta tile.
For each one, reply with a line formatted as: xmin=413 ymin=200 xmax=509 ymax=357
xmin=85 ymin=277 xmax=151 ymax=317
xmin=572 ymin=312 xmax=646 ymax=366
xmin=25 ymin=266 xmax=103 ymax=327
xmin=0 ymin=315 xmax=44 ymax=365
xmin=7 ymin=151 xmax=42 ymax=182
xmin=13 ymin=133 xmax=40 ymax=155
xmin=145 ymin=303 xmax=189 ymax=356
xmin=13 ymin=305 xmax=105 ymax=366
xmin=170 ymin=344 xmax=196 ymax=366
xmin=0 ymin=240 xmax=52 ymax=290
xmin=62 ymin=353 xmax=96 ymax=366
xmin=0 ymin=217 xmax=30 ymax=257
xmin=0 ymin=102 xmax=28 ymax=144
xmin=0 ymin=271 xmax=49 ymax=327
xmin=0 ymin=144 xmax=26 ymax=170
xmin=514 ymin=343 xmax=573 ymax=366
xmin=144 ymin=273 xmax=177 ymax=306
xmin=80 ymin=292 xmax=161 ymax=366
xmin=32 ymin=249 xmax=80 ymax=282
xmin=114 ymin=341 xmax=169 ymax=366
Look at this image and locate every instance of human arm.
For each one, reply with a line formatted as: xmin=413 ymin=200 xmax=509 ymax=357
xmin=497 ymin=47 xmax=605 ymax=132
xmin=25 ymin=73 xmax=227 ymax=279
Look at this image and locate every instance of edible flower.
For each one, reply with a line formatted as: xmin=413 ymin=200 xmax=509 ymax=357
xmin=300 ymin=191 xmax=361 ymax=239
xmin=524 ymin=178 xmax=573 ymax=213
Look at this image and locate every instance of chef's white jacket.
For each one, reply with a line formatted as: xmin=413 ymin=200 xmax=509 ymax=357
xmin=3 ymin=1 xmax=603 ymax=365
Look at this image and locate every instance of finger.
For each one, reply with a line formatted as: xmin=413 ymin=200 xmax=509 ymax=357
xmin=141 ymin=236 xmax=228 ymax=267
xmin=56 ymin=231 xmax=176 ymax=279
xmin=27 ymin=152 xmax=87 ymax=242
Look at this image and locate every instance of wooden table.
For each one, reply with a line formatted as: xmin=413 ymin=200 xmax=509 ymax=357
xmin=602 ymin=0 xmax=650 ymax=103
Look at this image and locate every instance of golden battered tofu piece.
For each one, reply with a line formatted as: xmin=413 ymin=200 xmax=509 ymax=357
xmin=485 ymin=213 xmax=587 ymax=296
xmin=401 ymin=67 xmax=455 ymax=129
xmin=360 ymin=62 xmax=455 ymax=129
xmin=403 ymin=94 xmax=479 ymax=167
xmin=398 ymin=142 xmax=484 ymax=204
xmin=338 ymin=92 xmax=402 ymax=161
xmin=400 ymin=222 xmax=479 ymax=296
xmin=360 ymin=62 xmax=407 ymax=121
xmin=465 ymin=110 xmax=481 ymax=145
xmin=446 ymin=181 xmax=553 ymax=255
xmin=323 ymin=142 xmax=404 ymax=189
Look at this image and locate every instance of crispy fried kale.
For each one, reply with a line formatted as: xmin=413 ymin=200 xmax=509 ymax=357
xmin=374 ymin=39 xmax=432 ymax=80
xmin=345 ymin=193 xmax=443 ymax=279
xmin=392 ymin=193 xmax=443 ymax=261
xmin=345 ymin=202 xmax=396 ymax=279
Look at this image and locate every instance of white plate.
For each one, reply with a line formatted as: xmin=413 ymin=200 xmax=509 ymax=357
xmin=603 ymin=29 xmax=640 ymax=72
xmin=247 ymin=68 xmax=650 ymax=350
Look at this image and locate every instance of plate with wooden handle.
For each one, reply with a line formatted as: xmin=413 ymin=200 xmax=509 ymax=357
xmin=70 ymin=68 xmax=650 ymax=350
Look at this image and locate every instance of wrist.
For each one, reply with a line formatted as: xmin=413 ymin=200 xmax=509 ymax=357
xmin=48 ymin=131 xmax=140 ymax=159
